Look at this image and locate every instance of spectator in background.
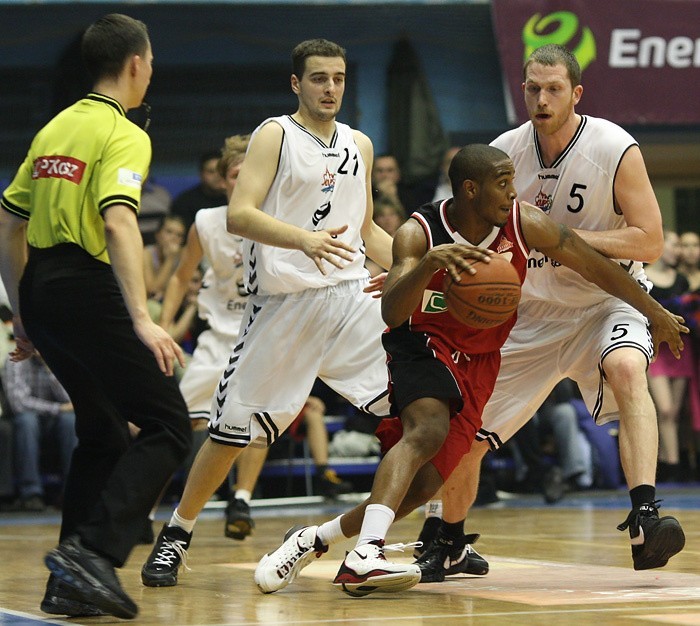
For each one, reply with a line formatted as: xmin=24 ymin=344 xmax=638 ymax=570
xmin=515 ymin=379 xmax=593 ymax=502
xmin=365 ymin=196 xmax=406 ymax=277
xmin=167 ymin=265 xmax=205 ymax=356
xmin=678 ymin=231 xmax=700 ymax=291
xmin=432 ymin=146 xmax=461 ymax=202
xmin=373 ymin=195 xmax=406 ymax=237
xmin=371 ymin=154 xmax=413 ymax=211
xmin=169 ymin=150 xmax=227 ymax=230
xmin=646 ymin=230 xmax=697 ymax=482
xmin=2 ymin=354 xmax=78 ymax=511
xmin=143 ymin=215 xmax=186 ymax=303
xmin=287 ymin=394 xmax=354 ymax=498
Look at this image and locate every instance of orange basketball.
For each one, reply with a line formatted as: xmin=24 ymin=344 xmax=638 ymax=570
xmin=442 ymin=255 xmax=521 ymax=329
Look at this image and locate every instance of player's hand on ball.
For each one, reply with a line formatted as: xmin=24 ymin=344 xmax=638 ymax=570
xmin=426 ymin=244 xmax=492 ymax=284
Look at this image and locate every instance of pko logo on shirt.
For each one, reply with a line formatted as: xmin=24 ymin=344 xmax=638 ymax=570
xmin=32 ymin=156 xmax=86 ymax=184
xmin=421 ymin=290 xmax=447 ymax=313
xmin=118 ymin=168 xmax=143 ymax=189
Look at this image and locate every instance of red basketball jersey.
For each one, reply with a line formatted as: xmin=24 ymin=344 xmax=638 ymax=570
xmin=405 ymin=199 xmax=529 ymax=355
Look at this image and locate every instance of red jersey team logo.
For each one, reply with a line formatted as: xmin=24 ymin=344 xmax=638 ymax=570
xmin=496 ymin=236 xmax=514 ymax=254
xmin=32 ymin=156 xmax=86 ymax=184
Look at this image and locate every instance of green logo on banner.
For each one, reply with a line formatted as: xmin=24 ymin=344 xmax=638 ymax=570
xmin=523 ymin=11 xmax=596 ymax=71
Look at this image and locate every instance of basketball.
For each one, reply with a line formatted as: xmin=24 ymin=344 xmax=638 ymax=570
xmin=442 ymin=255 xmax=521 ymax=329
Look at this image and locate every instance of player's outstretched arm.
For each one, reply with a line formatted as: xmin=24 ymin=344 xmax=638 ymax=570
xmin=521 ymin=202 xmax=688 ymax=358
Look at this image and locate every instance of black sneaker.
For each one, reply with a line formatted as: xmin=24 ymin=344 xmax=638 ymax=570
xmin=225 ymin=498 xmax=254 ymax=540
xmin=40 ymin=574 xmax=107 ymax=617
xmin=44 ymin=535 xmax=137 ymax=619
xmin=415 ymin=532 xmax=489 ymax=583
xmin=617 ymin=500 xmax=685 ymax=570
xmin=141 ymin=524 xmax=192 ymax=587
xmin=414 ymin=517 xmax=442 ymax=559
xmin=314 ymin=468 xmax=354 ymax=498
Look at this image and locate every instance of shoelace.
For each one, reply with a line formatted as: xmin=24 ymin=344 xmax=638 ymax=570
xmin=382 ymin=541 xmax=423 ymax=554
xmin=152 ymin=539 xmax=190 ymax=571
xmin=617 ymin=499 xmax=662 ymax=532
xmin=274 ymin=531 xmax=322 ymax=576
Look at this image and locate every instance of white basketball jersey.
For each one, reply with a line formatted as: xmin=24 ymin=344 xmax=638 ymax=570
xmin=194 ymin=206 xmax=247 ymax=337
xmin=492 ymin=115 xmax=651 ymax=308
xmin=244 ymin=115 xmax=369 ymax=295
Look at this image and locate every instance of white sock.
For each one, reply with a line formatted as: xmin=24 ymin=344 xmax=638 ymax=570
xmin=316 ymin=515 xmax=346 ymax=546
xmin=170 ymin=508 xmax=197 ymax=534
xmin=235 ymin=489 xmax=252 ymax=503
xmin=356 ymin=504 xmax=395 ymax=547
xmin=425 ymin=500 xmax=443 ymax=519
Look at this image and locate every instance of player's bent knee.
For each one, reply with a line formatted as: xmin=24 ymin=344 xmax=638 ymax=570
xmin=404 ymin=424 xmax=448 ymax=462
xmin=603 ymin=348 xmax=649 ymax=391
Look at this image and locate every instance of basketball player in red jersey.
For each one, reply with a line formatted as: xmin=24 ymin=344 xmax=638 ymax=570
xmin=254 ymin=144 xmax=686 ymax=596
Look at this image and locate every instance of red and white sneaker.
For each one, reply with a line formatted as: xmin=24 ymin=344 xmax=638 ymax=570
xmin=333 ymin=540 xmax=422 ymax=597
xmin=254 ymin=526 xmax=328 ymax=593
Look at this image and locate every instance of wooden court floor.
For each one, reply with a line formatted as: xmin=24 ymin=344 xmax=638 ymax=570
xmin=1 ymin=490 xmax=699 ymax=625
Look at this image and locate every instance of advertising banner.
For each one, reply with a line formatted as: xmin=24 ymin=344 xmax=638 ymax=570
xmin=491 ymin=0 xmax=700 ymax=125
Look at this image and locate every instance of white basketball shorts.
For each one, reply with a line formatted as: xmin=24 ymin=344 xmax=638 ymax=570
xmin=179 ymin=328 xmax=236 ymax=421
xmin=208 ymin=279 xmax=391 ymax=447
xmin=476 ymin=298 xmax=653 ymax=450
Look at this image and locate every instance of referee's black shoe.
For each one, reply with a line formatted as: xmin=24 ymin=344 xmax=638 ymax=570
xmin=40 ymin=574 xmax=107 ymax=617
xmin=44 ymin=536 xmax=137 ymax=619
xmin=617 ymin=501 xmax=685 ymax=570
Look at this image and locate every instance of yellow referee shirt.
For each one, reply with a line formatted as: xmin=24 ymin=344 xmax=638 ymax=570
xmin=1 ymin=93 xmax=151 ymax=264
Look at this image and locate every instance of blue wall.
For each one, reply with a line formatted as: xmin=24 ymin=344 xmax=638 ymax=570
xmin=1 ymin=2 xmax=508 ymax=177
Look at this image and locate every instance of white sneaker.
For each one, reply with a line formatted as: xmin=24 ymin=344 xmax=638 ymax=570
xmin=254 ymin=526 xmax=328 ymax=593
xmin=333 ymin=540 xmax=422 ymax=597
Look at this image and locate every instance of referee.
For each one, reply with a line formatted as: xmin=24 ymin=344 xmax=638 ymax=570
xmin=0 ymin=14 xmax=191 ymax=619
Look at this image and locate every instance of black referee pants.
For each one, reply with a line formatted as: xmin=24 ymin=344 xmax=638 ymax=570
xmin=20 ymin=244 xmax=191 ymax=566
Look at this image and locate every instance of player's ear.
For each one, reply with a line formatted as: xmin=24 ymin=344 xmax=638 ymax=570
xmin=291 ymin=74 xmax=301 ymax=94
xmin=462 ymin=179 xmax=478 ymax=199
xmin=573 ymin=84 xmax=583 ymax=106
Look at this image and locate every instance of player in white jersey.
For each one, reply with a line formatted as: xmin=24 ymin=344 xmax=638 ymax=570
xmin=417 ymin=44 xmax=688 ymax=577
xmin=140 ymin=38 xmax=395 ymax=588
xmin=147 ymin=135 xmax=271 ymax=548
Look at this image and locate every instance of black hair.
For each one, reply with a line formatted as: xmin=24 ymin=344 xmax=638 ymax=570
xmin=81 ymin=13 xmax=149 ymax=81
xmin=291 ymin=39 xmax=346 ymax=79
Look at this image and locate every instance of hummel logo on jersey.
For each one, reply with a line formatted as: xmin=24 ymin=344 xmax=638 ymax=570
xmin=224 ymin=424 xmax=247 ymax=433
xmin=32 ymin=156 xmax=86 ymax=184
xmin=496 ymin=236 xmax=514 ymax=254
xmin=422 ymin=290 xmax=447 ymax=313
